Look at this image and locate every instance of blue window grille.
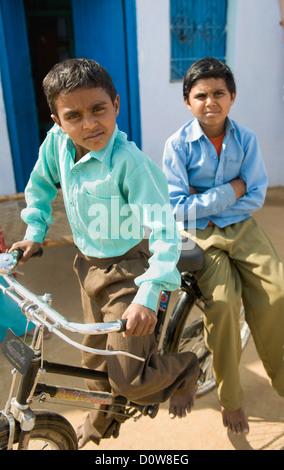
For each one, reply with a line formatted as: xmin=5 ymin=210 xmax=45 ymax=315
xmin=170 ymin=0 xmax=228 ymax=80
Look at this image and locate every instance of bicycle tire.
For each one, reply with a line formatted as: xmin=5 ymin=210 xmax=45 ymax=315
xmin=163 ymin=292 xmax=251 ymax=398
xmin=0 ymin=410 xmax=78 ymax=450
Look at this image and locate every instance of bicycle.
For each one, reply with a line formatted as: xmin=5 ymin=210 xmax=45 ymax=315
xmin=0 ymin=243 xmax=250 ymax=450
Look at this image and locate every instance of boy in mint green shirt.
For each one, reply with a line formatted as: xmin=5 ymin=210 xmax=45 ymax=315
xmin=11 ymin=59 xmax=199 ymax=447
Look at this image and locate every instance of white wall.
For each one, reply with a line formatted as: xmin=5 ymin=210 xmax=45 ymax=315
xmin=0 ymin=0 xmax=283 ymax=193
xmin=136 ymin=0 xmax=284 ymax=187
xmin=0 ymin=76 xmax=16 ymax=195
xmin=229 ymin=0 xmax=284 ymax=187
xmin=136 ymin=0 xmax=189 ymax=165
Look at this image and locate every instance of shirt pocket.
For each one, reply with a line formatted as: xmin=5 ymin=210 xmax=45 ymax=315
xmin=223 ymin=152 xmax=243 ymax=181
xmin=83 ymin=176 xmax=115 ymax=199
xmin=85 ymin=193 xmax=121 ymax=240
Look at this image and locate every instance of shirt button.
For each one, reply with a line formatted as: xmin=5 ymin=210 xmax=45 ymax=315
xmin=72 ymin=169 xmax=77 ymax=174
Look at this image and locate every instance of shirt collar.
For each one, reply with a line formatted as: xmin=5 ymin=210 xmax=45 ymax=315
xmin=54 ymin=124 xmax=118 ymax=168
xmin=89 ymin=125 xmax=118 ymax=168
xmin=185 ymin=117 xmax=235 ymax=142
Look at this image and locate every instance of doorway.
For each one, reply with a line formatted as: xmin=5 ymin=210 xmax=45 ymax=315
xmin=24 ymin=0 xmax=75 ymax=141
xmin=0 ymin=0 xmax=140 ymax=192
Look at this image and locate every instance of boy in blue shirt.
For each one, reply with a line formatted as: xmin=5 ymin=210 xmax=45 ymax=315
xmin=11 ymin=58 xmax=199 ymax=447
xmin=163 ymin=57 xmax=284 ymax=435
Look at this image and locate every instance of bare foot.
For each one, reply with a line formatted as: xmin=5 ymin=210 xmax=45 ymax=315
xmin=221 ymin=406 xmax=249 ymax=434
xmin=76 ymin=424 xmax=91 ymax=449
xmin=169 ymin=385 xmax=197 ymax=419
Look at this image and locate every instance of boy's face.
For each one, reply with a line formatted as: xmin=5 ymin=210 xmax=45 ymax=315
xmin=52 ymin=87 xmax=119 ymax=157
xmin=184 ymin=77 xmax=236 ymax=138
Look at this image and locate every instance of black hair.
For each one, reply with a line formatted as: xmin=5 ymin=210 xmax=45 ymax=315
xmin=43 ymin=58 xmax=117 ymax=116
xmin=183 ymin=57 xmax=236 ymax=102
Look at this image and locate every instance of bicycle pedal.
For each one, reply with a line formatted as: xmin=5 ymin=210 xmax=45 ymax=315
xmin=140 ymin=404 xmax=159 ymax=418
xmin=147 ymin=404 xmax=159 ymax=418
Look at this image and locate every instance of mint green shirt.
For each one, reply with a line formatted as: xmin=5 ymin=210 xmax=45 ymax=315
xmin=22 ymin=125 xmax=181 ymax=311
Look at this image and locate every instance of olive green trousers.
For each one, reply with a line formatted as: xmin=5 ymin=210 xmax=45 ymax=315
xmin=182 ymin=217 xmax=284 ymax=410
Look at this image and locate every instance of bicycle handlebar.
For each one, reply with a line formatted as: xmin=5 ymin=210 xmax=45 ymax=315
xmin=0 ymin=251 xmax=144 ymax=362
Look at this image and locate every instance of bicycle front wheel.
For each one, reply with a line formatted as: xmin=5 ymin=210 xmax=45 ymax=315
xmin=0 ymin=410 xmax=78 ymax=450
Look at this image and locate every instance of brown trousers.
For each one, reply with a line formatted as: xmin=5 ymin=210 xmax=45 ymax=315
xmin=73 ymin=241 xmax=199 ymax=444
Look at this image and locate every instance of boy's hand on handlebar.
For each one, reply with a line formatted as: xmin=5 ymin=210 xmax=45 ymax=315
xmin=122 ymin=303 xmax=157 ymax=337
xmin=9 ymin=240 xmax=42 ymax=264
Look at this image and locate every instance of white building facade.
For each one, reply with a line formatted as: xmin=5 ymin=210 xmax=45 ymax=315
xmin=136 ymin=0 xmax=284 ymax=186
xmin=0 ymin=0 xmax=283 ymax=194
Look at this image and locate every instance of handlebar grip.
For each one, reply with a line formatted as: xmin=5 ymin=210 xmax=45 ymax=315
xmin=15 ymin=247 xmax=43 ymax=261
xmin=15 ymin=249 xmax=24 ymax=261
xmin=32 ymin=247 xmax=44 ymax=257
xmin=118 ymin=319 xmax=127 ymax=333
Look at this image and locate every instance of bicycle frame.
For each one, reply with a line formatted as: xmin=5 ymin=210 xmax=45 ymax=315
xmin=0 ymin=250 xmax=160 ymax=449
xmin=0 ymin=246 xmax=204 ymax=449
xmin=160 ymin=272 xmax=203 ymax=354
xmin=2 ymin=328 xmax=155 ymax=450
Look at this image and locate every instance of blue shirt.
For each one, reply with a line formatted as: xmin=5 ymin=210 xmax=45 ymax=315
xmin=22 ymin=125 xmax=181 ymax=311
xmin=163 ymin=118 xmax=268 ymax=230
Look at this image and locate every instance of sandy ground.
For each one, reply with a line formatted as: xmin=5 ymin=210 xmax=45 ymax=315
xmin=0 ymin=187 xmax=283 ymax=451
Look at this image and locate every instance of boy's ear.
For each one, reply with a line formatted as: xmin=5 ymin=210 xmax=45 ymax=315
xmin=114 ymin=94 xmax=120 ymax=117
xmin=231 ymin=91 xmax=237 ymax=105
xmin=51 ymin=114 xmax=65 ymax=133
xmin=184 ymin=97 xmax=192 ymax=111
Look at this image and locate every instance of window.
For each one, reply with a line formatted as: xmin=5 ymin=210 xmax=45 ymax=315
xmin=170 ymin=0 xmax=227 ymax=80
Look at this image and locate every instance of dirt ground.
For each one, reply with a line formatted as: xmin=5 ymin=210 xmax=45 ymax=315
xmin=0 ymin=187 xmax=283 ymax=451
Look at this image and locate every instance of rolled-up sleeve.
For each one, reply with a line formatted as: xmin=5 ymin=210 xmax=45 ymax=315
xmin=22 ymin=135 xmax=59 ymax=243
